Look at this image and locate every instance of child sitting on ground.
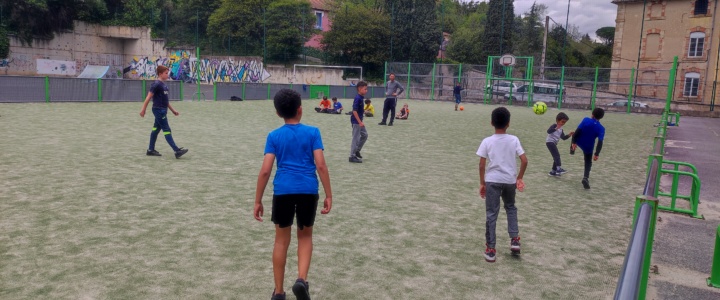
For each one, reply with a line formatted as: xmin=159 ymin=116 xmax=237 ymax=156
xmin=395 ymin=103 xmax=409 ymax=120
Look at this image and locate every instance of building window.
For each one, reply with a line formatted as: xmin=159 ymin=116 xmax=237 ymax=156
xmin=645 ymin=33 xmax=660 ymax=58
xmin=649 ymin=2 xmax=663 ymax=18
xmin=695 ymin=0 xmax=709 ymax=15
xmin=684 ymin=72 xmax=700 ymax=97
xmin=315 ymin=12 xmax=323 ymax=29
xmin=688 ymin=32 xmax=705 ymax=57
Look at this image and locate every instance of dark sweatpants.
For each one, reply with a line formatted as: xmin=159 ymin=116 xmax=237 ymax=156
xmin=546 ymin=142 xmax=561 ymax=171
xmin=381 ymin=97 xmax=397 ymax=124
xmin=583 ymin=151 xmax=593 ymax=179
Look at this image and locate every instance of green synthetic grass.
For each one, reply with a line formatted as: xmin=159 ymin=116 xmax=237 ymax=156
xmin=0 ymin=100 xmax=658 ymax=299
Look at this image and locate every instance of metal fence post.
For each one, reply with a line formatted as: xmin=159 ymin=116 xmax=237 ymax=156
xmin=431 ymin=63 xmax=436 ymax=101
xmin=44 ymin=76 xmax=50 ymax=103
xmin=558 ymin=66 xmax=565 ymax=109
xmin=242 ymin=82 xmax=246 ymax=100
xmin=484 ymin=58 xmax=492 ymax=104
xmin=142 ymin=79 xmax=147 ymax=100
xmin=213 ymin=82 xmax=217 ymax=101
xmin=98 ymin=78 xmax=103 ymax=102
xmin=180 ymin=80 xmax=184 ymax=100
xmin=384 ymin=61 xmax=388 ymax=87
xmin=406 ymin=62 xmax=411 ymax=100
xmin=666 ymin=56 xmax=678 ymax=113
xmin=592 ymin=66 xmax=599 ymax=111
xmin=635 ymin=197 xmax=659 ymax=300
xmin=628 ymin=68 xmax=636 ymax=114
xmin=709 ymin=225 xmax=720 ymax=288
xmin=267 ymin=83 xmax=271 ymax=100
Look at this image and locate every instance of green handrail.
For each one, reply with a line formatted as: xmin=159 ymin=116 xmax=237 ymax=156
xmin=709 ymin=225 xmax=720 ymax=288
xmin=657 ymin=169 xmax=703 ymax=219
xmin=627 ymin=68 xmax=635 ymax=114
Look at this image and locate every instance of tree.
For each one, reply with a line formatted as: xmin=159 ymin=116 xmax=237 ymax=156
xmin=322 ymin=5 xmax=390 ymax=79
xmin=0 ymin=0 xmax=108 ymax=45
xmin=386 ymin=0 xmax=441 ymax=62
xmin=0 ymin=26 xmax=9 ymax=58
xmin=208 ymin=0 xmax=264 ymax=56
xmin=481 ymin=0 xmax=515 ymax=63
xmin=265 ymin=0 xmax=316 ymax=63
xmin=446 ymin=11 xmax=486 ymax=64
xmin=596 ymin=26 xmax=615 ymax=46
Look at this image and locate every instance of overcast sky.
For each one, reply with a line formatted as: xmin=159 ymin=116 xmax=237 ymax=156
xmin=512 ymin=0 xmax=618 ymax=39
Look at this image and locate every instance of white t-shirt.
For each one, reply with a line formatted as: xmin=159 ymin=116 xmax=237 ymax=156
xmin=476 ymin=134 xmax=525 ymax=184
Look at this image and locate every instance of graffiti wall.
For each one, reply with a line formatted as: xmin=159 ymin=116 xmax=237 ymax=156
xmin=124 ymin=51 xmax=271 ymax=83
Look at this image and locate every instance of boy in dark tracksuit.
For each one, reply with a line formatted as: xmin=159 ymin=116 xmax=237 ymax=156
xmin=571 ymin=108 xmax=606 ymax=189
xmin=546 ymin=112 xmax=574 ymax=177
xmin=454 ymin=82 xmax=464 ymax=111
xmin=139 ymin=65 xmax=188 ymax=159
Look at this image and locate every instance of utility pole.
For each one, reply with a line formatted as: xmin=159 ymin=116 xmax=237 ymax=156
xmin=541 ymin=16 xmax=549 ymax=80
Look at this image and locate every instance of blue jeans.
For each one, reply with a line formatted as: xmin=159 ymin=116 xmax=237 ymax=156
xmin=149 ymin=107 xmax=179 ymax=151
xmin=455 ymin=94 xmax=461 ymax=104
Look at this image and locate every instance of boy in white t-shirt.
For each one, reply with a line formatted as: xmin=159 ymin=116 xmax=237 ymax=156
xmin=476 ymin=107 xmax=528 ymax=263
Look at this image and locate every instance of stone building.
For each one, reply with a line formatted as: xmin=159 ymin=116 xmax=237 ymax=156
xmin=612 ymin=0 xmax=719 ymax=105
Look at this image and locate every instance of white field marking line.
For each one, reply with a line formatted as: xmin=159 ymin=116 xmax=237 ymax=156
xmin=664 ymin=140 xmax=694 ymax=149
xmin=710 ymin=127 xmax=720 ymax=137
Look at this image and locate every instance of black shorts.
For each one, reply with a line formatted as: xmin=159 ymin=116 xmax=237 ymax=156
xmin=271 ymin=194 xmax=319 ymax=229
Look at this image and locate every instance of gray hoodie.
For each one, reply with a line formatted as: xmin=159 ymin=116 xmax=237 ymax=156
xmin=385 ymin=80 xmax=405 ymax=98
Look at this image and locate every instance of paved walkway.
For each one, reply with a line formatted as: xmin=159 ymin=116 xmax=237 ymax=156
xmin=648 ymin=116 xmax=720 ymax=299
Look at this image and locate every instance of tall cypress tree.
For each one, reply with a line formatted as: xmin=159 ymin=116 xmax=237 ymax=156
xmin=481 ymin=0 xmax=514 ymax=64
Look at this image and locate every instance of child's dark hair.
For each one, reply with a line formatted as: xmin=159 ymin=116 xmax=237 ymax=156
xmin=592 ymin=108 xmax=605 ymax=120
xmin=332 ymin=97 xmax=337 ymax=101
xmin=556 ymin=112 xmax=569 ymax=122
xmin=323 ymin=95 xmax=327 ymax=100
xmin=357 ymin=81 xmax=368 ymax=90
xmin=157 ymin=65 xmax=169 ymax=75
xmin=274 ymin=89 xmax=302 ymax=119
xmin=364 ymin=99 xmax=371 ymax=104
xmin=491 ymin=107 xmax=511 ymax=129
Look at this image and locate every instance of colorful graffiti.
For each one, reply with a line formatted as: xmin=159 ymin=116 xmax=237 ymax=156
xmin=124 ymin=50 xmax=270 ymax=83
xmin=0 ymin=58 xmax=11 ymax=67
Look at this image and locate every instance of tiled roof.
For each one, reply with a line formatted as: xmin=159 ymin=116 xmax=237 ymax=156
xmin=308 ymin=0 xmax=331 ymax=11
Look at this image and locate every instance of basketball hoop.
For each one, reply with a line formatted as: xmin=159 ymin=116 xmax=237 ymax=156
xmin=500 ymin=54 xmax=517 ymax=67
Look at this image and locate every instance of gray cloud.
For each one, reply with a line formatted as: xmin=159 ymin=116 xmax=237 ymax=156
xmin=512 ymin=0 xmax=617 ymax=39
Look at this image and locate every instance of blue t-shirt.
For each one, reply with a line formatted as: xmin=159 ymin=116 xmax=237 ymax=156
xmin=150 ymin=80 xmax=170 ymax=109
xmin=333 ymin=101 xmax=343 ymax=112
xmin=350 ymin=94 xmax=364 ymax=124
xmin=264 ymin=124 xmax=324 ymax=195
xmin=575 ymin=117 xmax=605 ymax=153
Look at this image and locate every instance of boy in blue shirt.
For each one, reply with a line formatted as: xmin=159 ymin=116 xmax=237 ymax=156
xmin=254 ymin=89 xmax=333 ymax=300
xmin=330 ymin=97 xmax=344 ymax=114
xmin=349 ymin=82 xmax=369 ymax=163
xmin=571 ymin=108 xmax=606 ymax=189
xmin=139 ymin=65 xmax=188 ymax=159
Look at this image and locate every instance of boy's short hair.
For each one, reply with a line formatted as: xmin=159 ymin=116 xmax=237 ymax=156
xmin=156 ymin=65 xmax=169 ymax=75
xmin=274 ymin=89 xmax=302 ymax=119
xmin=389 ymin=73 xmax=395 ymax=76
xmin=364 ymin=99 xmax=371 ymax=104
xmin=592 ymin=108 xmax=605 ymax=120
xmin=357 ymin=81 xmax=368 ymax=90
xmin=491 ymin=107 xmax=511 ymax=129
xmin=332 ymin=97 xmax=337 ymax=101
xmin=556 ymin=112 xmax=569 ymax=122
xmin=323 ymin=96 xmax=327 ymax=100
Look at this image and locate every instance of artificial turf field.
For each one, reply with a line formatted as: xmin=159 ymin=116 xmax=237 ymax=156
xmin=0 ymin=99 xmax=659 ymax=299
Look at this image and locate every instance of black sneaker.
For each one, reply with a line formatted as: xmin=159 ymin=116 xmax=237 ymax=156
xmin=378 ymin=122 xmax=387 ymax=125
xmin=292 ymin=278 xmax=311 ymax=300
xmin=557 ymin=168 xmax=568 ymax=175
xmin=174 ymin=148 xmax=188 ymax=159
xmin=355 ymin=151 xmax=362 ymax=159
xmin=484 ymin=246 xmax=496 ymax=263
xmin=511 ymin=237 xmax=521 ymax=255
xmin=271 ymin=291 xmax=286 ymax=300
xmin=349 ymin=156 xmax=362 ymax=163
xmin=548 ymin=171 xmax=559 ymax=177
xmin=146 ymin=149 xmax=161 ymax=156
xmin=582 ymin=178 xmax=591 ymax=189
xmin=388 ymin=122 xmax=393 ymax=126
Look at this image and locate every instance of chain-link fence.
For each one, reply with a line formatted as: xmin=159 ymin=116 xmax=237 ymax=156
xmin=383 ymin=61 xmax=701 ymax=113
